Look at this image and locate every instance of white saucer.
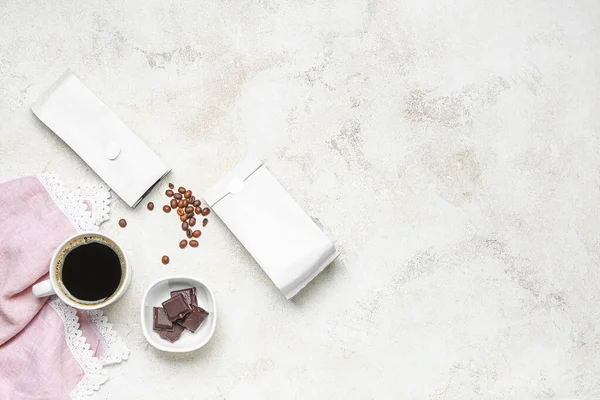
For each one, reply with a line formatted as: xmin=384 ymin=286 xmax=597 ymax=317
xmin=141 ymin=276 xmax=217 ymax=352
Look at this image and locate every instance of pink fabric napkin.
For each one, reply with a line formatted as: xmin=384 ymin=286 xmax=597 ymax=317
xmin=0 ymin=176 xmax=108 ymax=399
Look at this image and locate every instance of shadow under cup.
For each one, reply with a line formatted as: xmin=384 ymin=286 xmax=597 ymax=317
xmin=54 ymin=234 xmax=127 ymax=306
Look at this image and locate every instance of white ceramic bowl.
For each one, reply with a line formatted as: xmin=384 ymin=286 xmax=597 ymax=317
xmin=141 ymin=276 xmax=217 ymax=352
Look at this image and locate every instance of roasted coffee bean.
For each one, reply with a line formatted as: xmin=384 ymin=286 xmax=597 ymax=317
xmin=162 ymin=205 xmax=171 ymax=213
xmin=180 ymin=214 xmax=187 ymax=222
xmin=184 ymin=190 xmax=192 ymax=199
xmin=168 ymin=183 xmax=174 ymax=189
xmin=189 ymin=240 xmax=199 ymax=248
xmin=178 ymin=187 xmax=186 ymax=194
xmin=179 ymin=240 xmax=188 ymax=249
xmin=192 ymin=230 xmax=201 ymax=238
xmin=161 ymin=255 xmax=170 ymax=265
xmin=173 ymin=193 xmax=182 ymax=200
xmin=147 ymin=202 xmax=154 ymax=211
xmin=170 ymin=199 xmax=178 ymax=208
xmin=201 ymin=208 xmax=211 ymax=216
xmin=118 ymin=219 xmax=127 ymax=228
xmin=193 ymin=200 xmax=201 ymax=207
xmin=190 ymin=196 xmax=195 ymax=203
xmin=189 ymin=217 xmax=196 ymax=227
xmin=182 ymin=222 xmax=189 ymax=231
xmin=177 ymin=200 xmax=185 ymax=208
xmin=202 ymin=218 xmax=208 ymax=227
xmin=182 ymin=199 xmax=189 ymax=207
xmin=186 ymin=212 xmax=194 ymax=220
xmin=185 ymin=206 xmax=193 ymax=213
xmin=166 ymin=190 xmax=174 ymax=197
xmin=186 ymin=229 xmax=192 ymax=238
xmin=177 ymin=208 xmax=185 ymax=216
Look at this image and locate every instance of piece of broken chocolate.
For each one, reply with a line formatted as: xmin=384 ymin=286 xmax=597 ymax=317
xmin=170 ymin=287 xmax=197 ymax=307
xmin=153 ymin=307 xmax=174 ymax=331
xmin=159 ymin=323 xmax=184 ymax=343
xmin=161 ymin=294 xmax=191 ymax=322
xmin=178 ymin=305 xmax=209 ymax=333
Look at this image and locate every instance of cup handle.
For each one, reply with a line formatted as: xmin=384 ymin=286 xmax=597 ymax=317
xmin=32 ymin=279 xmax=55 ymax=298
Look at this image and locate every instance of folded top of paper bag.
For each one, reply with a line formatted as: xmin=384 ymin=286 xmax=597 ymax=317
xmin=31 ymin=70 xmax=170 ymax=207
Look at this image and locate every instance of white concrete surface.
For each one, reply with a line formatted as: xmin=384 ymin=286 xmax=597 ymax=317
xmin=1 ymin=0 xmax=600 ymax=398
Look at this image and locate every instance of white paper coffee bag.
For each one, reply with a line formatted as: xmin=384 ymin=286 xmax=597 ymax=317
xmin=204 ymin=157 xmax=338 ymax=299
xmin=32 ymin=70 xmax=170 ymax=207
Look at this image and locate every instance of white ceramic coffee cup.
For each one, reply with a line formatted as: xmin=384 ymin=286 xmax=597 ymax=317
xmin=32 ymin=232 xmax=131 ymax=310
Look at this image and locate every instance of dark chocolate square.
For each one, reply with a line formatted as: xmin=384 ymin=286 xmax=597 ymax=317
xmin=178 ymin=305 xmax=209 ymax=333
xmin=170 ymin=287 xmax=197 ymax=307
xmin=153 ymin=307 xmax=173 ymax=331
xmin=161 ymin=294 xmax=191 ymax=322
xmin=159 ymin=323 xmax=184 ymax=342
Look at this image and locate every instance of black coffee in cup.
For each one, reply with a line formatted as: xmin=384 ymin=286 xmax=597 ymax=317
xmin=58 ymin=236 xmax=124 ymax=302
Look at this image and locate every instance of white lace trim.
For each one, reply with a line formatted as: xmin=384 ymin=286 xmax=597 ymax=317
xmin=86 ymin=309 xmax=130 ymax=365
xmin=38 ymin=172 xmax=111 ymax=232
xmin=49 ymin=298 xmax=108 ymax=399
xmin=37 ymin=173 xmax=130 ymax=399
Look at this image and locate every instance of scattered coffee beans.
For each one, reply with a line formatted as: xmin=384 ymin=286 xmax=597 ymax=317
xmin=118 ymin=219 xmax=127 ymax=228
xmin=162 ymin=255 xmax=170 ymax=265
xmin=147 ymin=202 xmax=154 ymax=211
xmin=162 ymin=183 xmax=210 ymax=255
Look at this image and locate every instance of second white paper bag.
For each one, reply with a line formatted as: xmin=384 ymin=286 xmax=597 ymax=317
xmin=204 ymin=157 xmax=339 ymax=299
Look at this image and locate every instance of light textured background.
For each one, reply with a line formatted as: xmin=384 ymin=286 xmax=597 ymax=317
xmin=1 ymin=0 xmax=600 ymax=399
